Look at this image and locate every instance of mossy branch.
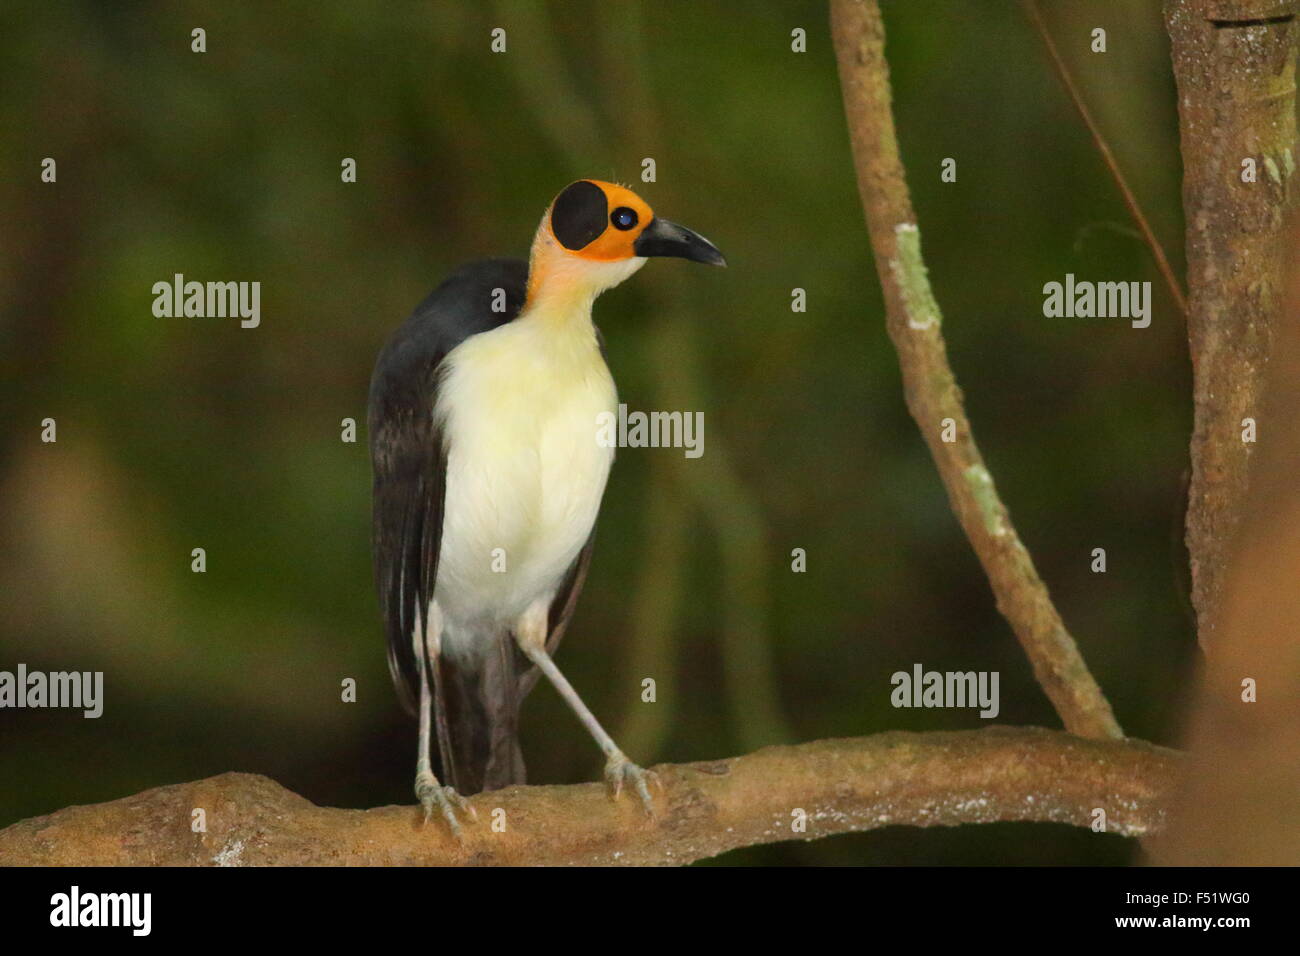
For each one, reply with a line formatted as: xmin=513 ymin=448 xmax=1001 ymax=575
xmin=830 ymin=0 xmax=1123 ymax=739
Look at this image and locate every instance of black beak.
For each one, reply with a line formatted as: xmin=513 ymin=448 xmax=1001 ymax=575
xmin=633 ymin=217 xmax=727 ymax=267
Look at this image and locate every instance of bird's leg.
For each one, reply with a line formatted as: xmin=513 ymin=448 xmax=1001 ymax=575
xmin=514 ymin=599 xmax=658 ymax=814
xmin=414 ymin=601 xmax=473 ymax=836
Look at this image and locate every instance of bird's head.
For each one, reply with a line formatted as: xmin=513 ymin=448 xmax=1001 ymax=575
xmin=526 ymin=179 xmax=725 ymax=305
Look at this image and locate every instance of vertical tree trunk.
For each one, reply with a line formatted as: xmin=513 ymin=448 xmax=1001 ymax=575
xmin=1165 ymin=0 xmax=1299 ymax=649
xmin=1150 ymin=219 xmax=1300 ymax=865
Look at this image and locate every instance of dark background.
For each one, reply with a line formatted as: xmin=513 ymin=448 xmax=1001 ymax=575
xmin=0 ymin=0 xmax=1195 ymax=864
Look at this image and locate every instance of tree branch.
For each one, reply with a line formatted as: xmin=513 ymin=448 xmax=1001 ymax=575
xmin=830 ymin=0 xmax=1122 ymax=739
xmin=0 ymin=728 xmax=1178 ymax=866
xmin=1165 ymin=0 xmax=1299 ymax=650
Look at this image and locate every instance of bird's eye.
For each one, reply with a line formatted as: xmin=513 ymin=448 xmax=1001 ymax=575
xmin=611 ymin=207 xmax=638 ymax=230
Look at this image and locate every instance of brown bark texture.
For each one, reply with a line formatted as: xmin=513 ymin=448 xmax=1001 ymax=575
xmin=1149 ymin=215 xmax=1300 ymax=865
xmin=0 ymin=729 xmax=1179 ymax=866
xmin=1166 ymin=0 xmax=1299 ymax=650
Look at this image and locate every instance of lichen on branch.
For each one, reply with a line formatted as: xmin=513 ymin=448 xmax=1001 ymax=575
xmin=830 ymin=0 xmax=1122 ymax=740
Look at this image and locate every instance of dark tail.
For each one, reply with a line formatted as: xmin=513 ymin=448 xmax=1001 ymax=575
xmin=435 ymin=633 xmax=527 ymax=794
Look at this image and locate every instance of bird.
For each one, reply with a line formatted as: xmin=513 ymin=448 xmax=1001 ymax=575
xmin=367 ymin=179 xmax=725 ymax=833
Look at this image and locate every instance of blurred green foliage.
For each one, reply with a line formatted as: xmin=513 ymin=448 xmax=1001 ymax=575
xmin=1 ymin=0 xmax=1192 ymax=865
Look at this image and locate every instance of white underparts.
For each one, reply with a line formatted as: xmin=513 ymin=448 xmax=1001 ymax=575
xmin=432 ymin=289 xmax=618 ymax=663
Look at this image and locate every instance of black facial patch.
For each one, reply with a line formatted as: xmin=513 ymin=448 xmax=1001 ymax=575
xmin=550 ymin=180 xmax=608 ymax=250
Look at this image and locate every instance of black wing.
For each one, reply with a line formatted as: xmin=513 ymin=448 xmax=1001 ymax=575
xmin=368 ymin=258 xmax=528 ymax=713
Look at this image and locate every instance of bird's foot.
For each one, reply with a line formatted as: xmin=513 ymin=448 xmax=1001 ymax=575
xmin=415 ymin=771 xmax=475 ymax=838
xmin=604 ymin=752 xmax=660 ymax=815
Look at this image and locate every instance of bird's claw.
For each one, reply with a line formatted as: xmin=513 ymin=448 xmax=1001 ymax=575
xmin=604 ymin=753 xmax=659 ymax=815
xmin=415 ymin=772 xmax=475 ymax=838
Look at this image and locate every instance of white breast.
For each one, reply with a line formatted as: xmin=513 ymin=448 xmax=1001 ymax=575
xmin=432 ymin=311 xmax=616 ymax=652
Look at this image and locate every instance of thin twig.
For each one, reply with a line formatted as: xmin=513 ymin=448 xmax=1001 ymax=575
xmin=1021 ymin=0 xmax=1189 ymax=317
xmin=0 ymin=728 xmax=1179 ymax=865
xmin=830 ymin=0 xmax=1123 ymax=740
